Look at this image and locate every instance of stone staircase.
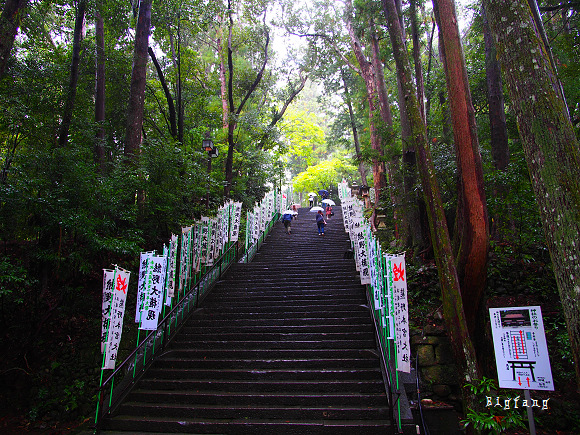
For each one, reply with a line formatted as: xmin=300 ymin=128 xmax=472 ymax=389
xmin=99 ymin=207 xmax=395 ymax=434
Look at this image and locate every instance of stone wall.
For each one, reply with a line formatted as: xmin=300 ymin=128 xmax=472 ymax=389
xmin=411 ymin=323 xmax=462 ymax=405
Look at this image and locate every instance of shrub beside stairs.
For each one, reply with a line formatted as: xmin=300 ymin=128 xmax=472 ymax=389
xmin=99 ymin=207 xmax=412 ymax=434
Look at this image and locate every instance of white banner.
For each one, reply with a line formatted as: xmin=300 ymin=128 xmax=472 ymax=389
xmin=139 ymin=254 xmax=167 ymax=330
xmin=206 ymin=218 xmax=216 ymax=266
xmin=231 ymin=202 xmax=243 ymax=242
xmin=253 ymin=205 xmax=261 ymax=240
xmin=387 ymin=254 xmax=410 ymax=373
xmin=101 ymin=269 xmax=115 ymax=353
xmin=135 ymin=251 xmax=154 ymax=323
xmin=166 ymin=235 xmax=178 ymax=298
xmin=179 ymin=226 xmax=192 ymax=294
xmin=103 ymin=267 xmax=130 ymax=370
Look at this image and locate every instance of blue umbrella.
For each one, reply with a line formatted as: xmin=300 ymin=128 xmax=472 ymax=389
xmin=318 ymin=189 xmax=329 ymax=196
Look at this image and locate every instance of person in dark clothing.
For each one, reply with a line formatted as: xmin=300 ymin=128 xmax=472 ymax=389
xmin=315 ymin=210 xmax=326 ymax=236
xmin=282 ymin=213 xmax=293 ymax=234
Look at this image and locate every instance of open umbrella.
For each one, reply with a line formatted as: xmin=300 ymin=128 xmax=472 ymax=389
xmin=321 ymin=199 xmax=336 ymax=206
xmin=282 ymin=209 xmax=298 ymax=215
xmin=318 ymin=189 xmax=329 ymax=196
xmin=308 ymin=192 xmax=316 ymax=197
xmin=310 ymin=206 xmax=324 ymax=212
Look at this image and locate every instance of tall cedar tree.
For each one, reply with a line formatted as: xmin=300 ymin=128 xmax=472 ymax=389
xmin=58 ymin=0 xmax=87 ymax=147
xmin=483 ymin=0 xmax=580 ymax=391
xmin=433 ymin=0 xmax=489 ymax=336
xmin=95 ymin=9 xmax=106 ymax=171
xmin=124 ymin=0 xmax=153 ymax=164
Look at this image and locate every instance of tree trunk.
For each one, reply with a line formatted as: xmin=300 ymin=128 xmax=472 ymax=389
xmin=124 ymin=0 xmax=153 ymax=165
xmin=0 ymin=0 xmax=27 ymax=77
xmin=216 ymin=16 xmax=229 ymax=130
xmin=410 ymin=0 xmax=425 ymax=123
xmin=148 ymin=47 xmax=177 ymax=139
xmin=176 ymin=16 xmax=184 ymax=144
xmin=482 ymin=7 xmax=509 ymax=171
xmin=482 ymin=6 xmax=510 ymax=245
xmin=344 ymin=0 xmax=386 ymax=230
xmin=224 ymin=1 xmax=269 ymax=198
xmin=398 ymin=0 xmax=426 ymax=251
xmin=382 ymin=0 xmax=481 ymax=408
xmin=369 ymin=17 xmax=401 ymax=233
xmin=342 ymin=68 xmax=368 ymax=185
xmin=94 ymin=9 xmax=106 ymax=172
xmin=257 ymin=74 xmax=307 ymax=150
xmin=433 ymin=0 xmax=489 ymax=336
xmin=57 ymin=0 xmax=87 ymax=147
xmin=483 ymin=0 xmax=580 ymax=391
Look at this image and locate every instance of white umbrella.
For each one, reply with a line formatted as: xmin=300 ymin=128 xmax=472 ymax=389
xmin=282 ymin=209 xmax=298 ymax=215
xmin=308 ymin=192 xmax=316 ymax=197
xmin=322 ymin=199 xmax=336 ymax=206
xmin=310 ymin=206 xmax=324 ymax=212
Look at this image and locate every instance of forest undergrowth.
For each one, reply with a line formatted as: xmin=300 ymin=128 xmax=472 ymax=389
xmin=407 ymin=241 xmax=580 ymax=434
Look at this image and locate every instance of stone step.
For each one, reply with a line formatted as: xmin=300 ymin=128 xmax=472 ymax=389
xmin=102 ymin=415 xmax=391 ymax=434
xmin=144 ymin=368 xmax=383 ymax=381
xmin=152 ymin=357 xmax=381 ymax=370
xmin=136 ymin=378 xmax=386 ymax=394
xmin=125 ymin=390 xmax=388 ymax=407
xmin=116 ymin=402 xmax=389 ymax=421
xmin=170 ymin=332 xmax=376 ymax=344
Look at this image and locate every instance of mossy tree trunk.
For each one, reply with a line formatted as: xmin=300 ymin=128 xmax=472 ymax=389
xmin=483 ymin=0 xmax=580 ymax=391
xmin=0 ymin=0 xmax=27 ymax=77
xmin=381 ymin=0 xmax=481 ymax=404
xmin=341 ymin=68 xmax=368 ymax=185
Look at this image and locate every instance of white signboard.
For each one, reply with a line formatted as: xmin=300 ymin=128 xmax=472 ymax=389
xmin=489 ymin=306 xmax=554 ymax=390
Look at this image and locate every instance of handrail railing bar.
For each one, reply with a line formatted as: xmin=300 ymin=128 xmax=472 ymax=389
xmin=366 ymin=285 xmax=399 ymax=434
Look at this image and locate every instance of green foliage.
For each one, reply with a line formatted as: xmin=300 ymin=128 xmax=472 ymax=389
xmin=282 ymin=108 xmax=328 ymax=176
xmin=292 ymin=156 xmax=358 ymax=198
xmin=462 ymin=378 xmax=527 ymax=434
xmin=0 ymin=255 xmax=36 ymax=306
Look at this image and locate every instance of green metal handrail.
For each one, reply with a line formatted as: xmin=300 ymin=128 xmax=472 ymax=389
xmin=93 ymin=213 xmax=280 ymax=433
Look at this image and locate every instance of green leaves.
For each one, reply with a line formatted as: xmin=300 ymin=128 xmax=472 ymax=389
xmin=292 ymin=156 xmax=358 ymax=196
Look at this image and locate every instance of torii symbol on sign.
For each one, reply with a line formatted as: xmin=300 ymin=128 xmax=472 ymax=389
xmin=393 ymin=262 xmax=405 ymax=281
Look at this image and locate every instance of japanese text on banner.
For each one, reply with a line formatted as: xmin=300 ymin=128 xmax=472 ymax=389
xmin=103 ymin=267 xmax=130 ymax=370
